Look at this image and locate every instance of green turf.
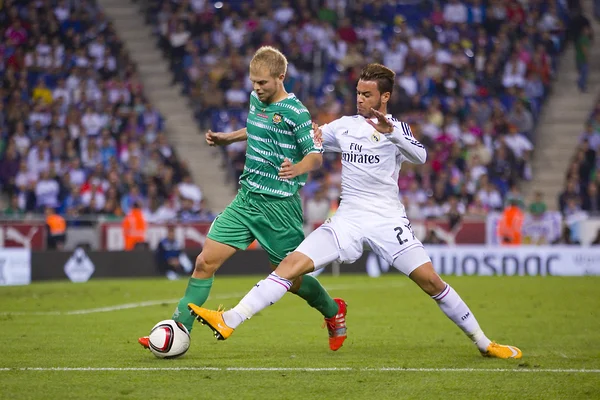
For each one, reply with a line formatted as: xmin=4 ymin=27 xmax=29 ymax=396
xmin=1 ymin=275 xmax=599 ymax=400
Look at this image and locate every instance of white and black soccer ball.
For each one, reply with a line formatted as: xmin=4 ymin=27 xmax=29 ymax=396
xmin=148 ymin=319 xmax=190 ymax=359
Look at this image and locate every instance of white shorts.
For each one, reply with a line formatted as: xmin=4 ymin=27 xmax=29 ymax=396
xmin=296 ymin=213 xmax=431 ymax=276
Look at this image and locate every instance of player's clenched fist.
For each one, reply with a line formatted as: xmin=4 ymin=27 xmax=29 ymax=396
xmin=278 ymin=158 xmax=299 ymax=180
xmin=205 ymin=130 xmax=229 ymax=146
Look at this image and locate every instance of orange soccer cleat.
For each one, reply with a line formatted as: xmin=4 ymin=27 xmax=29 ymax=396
xmin=188 ymin=303 xmax=234 ymax=340
xmin=482 ymin=342 xmax=523 ymax=359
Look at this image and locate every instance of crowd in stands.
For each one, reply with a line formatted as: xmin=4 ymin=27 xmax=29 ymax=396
xmin=147 ymin=0 xmax=573 ymax=225
xmin=1 ymin=0 xmax=593 ymax=236
xmin=0 ymin=0 xmax=213 ymax=223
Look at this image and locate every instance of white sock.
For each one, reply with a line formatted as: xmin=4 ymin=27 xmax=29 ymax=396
xmin=222 ymin=272 xmax=292 ymax=329
xmin=432 ymin=284 xmax=492 ymax=352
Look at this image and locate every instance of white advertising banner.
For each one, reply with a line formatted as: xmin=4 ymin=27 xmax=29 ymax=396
xmin=424 ymin=245 xmax=600 ymax=276
xmin=0 ymin=249 xmax=31 ymax=285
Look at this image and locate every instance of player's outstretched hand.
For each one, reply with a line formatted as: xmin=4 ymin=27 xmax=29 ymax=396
xmin=365 ymin=108 xmax=394 ymax=134
xmin=279 ymin=158 xmax=299 ymax=180
xmin=205 ymin=130 xmax=229 ymax=146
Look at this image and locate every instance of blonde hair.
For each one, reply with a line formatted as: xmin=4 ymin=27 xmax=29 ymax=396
xmin=250 ymin=46 xmax=288 ymax=78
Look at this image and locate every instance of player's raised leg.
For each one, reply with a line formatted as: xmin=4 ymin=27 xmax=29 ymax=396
xmin=138 ymin=238 xmax=236 ymax=349
xmin=403 ymin=256 xmax=522 ymax=359
xmin=139 ymin=199 xmax=254 ymax=349
xmin=190 ymin=228 xmax=349 ymax=350
xmin=252 ymin=197 xmax=341 ymax=333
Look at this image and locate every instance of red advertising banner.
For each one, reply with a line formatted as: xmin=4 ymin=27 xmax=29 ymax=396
xmin=98 ymin=218 xmax=486 ymax=251
xmin=100 ymin=222 xmax=212 ymax=251
xmin=0 ymin=222 xmax=46 ymax=250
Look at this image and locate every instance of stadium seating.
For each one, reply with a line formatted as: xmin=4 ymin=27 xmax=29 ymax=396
xmin=143 ymin=0 xmax=569 ymax=220
xmin=0 ymin=0 xmax=209 ymax=222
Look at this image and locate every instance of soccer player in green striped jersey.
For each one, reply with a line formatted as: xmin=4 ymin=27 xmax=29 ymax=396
xmin=139 ymin=46 xmax=346 ymax=352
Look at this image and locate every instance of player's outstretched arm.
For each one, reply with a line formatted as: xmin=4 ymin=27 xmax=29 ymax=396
xmin=365 ymin=108 xmax=427 ymax=164
xmin=278 ymin=153 xmax=323 ymax=180
xmin=205 ymin=128 xmax=248 ymax=146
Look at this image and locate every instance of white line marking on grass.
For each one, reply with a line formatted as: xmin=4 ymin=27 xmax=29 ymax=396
xmin=0 ymin=282 xmax=405 ymax=317
xmin=0 ymin=367 xmax=598 ymax=373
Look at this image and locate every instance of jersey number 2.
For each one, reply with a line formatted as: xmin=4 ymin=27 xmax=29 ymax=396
xmin=394 ymin=225 xmax=414 ymax=245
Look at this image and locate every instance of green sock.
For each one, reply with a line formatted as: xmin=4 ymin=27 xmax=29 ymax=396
xmin=172 ymin=276 xmax=214 ymax=332
xmin=294 ymin=275 xmax=339 ymax=318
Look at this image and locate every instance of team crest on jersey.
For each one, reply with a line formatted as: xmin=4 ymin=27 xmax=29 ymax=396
xmin=370 ymin=131 xmax=381 ymax=143
xmin=272 ymin=113 xmax=282 ymax=124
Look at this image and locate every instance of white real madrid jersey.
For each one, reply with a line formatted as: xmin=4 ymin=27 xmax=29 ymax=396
xmin=321 ymin=114 xmax=427 ymax=217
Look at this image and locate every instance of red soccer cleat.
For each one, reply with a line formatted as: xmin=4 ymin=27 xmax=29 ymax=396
xmin=138 ymin=336 xmax=150 ymax=349
xmin=324 ymin=298 xmax=347 ymax=351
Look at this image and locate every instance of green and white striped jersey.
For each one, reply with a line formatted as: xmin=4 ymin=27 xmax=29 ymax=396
xmin=240 ymin=92 xmax=322 ymax=198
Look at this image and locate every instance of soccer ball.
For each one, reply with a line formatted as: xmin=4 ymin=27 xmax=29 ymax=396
xmin=148 ymin=319 xmax=190 ymax=359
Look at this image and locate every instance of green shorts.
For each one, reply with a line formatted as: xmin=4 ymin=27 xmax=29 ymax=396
xmin=207 ymin=187 xmax=305 ymax=265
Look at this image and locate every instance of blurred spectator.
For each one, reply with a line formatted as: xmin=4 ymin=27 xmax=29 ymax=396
xmin=582 ymin=182 xmax=600 ymax=212
xmin=558 ymin=224 xmax=581 ymax=245
xmin=497 ymin=199 xmax=525 ymax=245
xmin=442 ymin=195 xmax=465 ymax=230
xmin=178 ymin=173 xmax=202 ymax=207
xmin=522 ymin=198 xmax=561 ymax=245
xmin=575 ymin=25 xmax=591 ymax=92
xmin=504 ymin=184 xmax=525 ymax=208
xmin=155 ymin=226 xmax=193 ymax=280
xmin=466 ymin=194 xmax=489 ymax=217
xmin=507 ymin=101 xmax=534 ymax=137
xmin=3 ymin=195 xmax=24 ymax=218
xmin=477 ymin=179 xmax=503 ymax=211
xmin=122 ymin=201 xmax=147 ymax=251
xmin=178 ymin=198 xmax=201 ymax=222
xmin=45 ymin=206 xmax=66 ymax=250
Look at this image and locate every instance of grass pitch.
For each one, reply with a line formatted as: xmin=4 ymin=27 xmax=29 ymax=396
xmin=1 ymin=275 xmax=599 ymax=399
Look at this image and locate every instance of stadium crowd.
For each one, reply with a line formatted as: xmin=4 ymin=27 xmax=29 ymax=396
xmin=146 ymin=0 xmax=572 ymax=227
xmin=0 ymin=0 xmax=213 ymax=224
xmin=0 ymin=0 xmax=592 ymax=237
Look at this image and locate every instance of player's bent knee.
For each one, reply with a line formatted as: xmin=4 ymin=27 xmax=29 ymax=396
xmin=276 ymin=251 xmax=314 ymax=280
xmin=193 ymin=252 xmax=220 ymax=277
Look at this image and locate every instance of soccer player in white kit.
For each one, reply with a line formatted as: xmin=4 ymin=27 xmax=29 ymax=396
xmin=189 ymin=64 xmax=522 ymax=359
